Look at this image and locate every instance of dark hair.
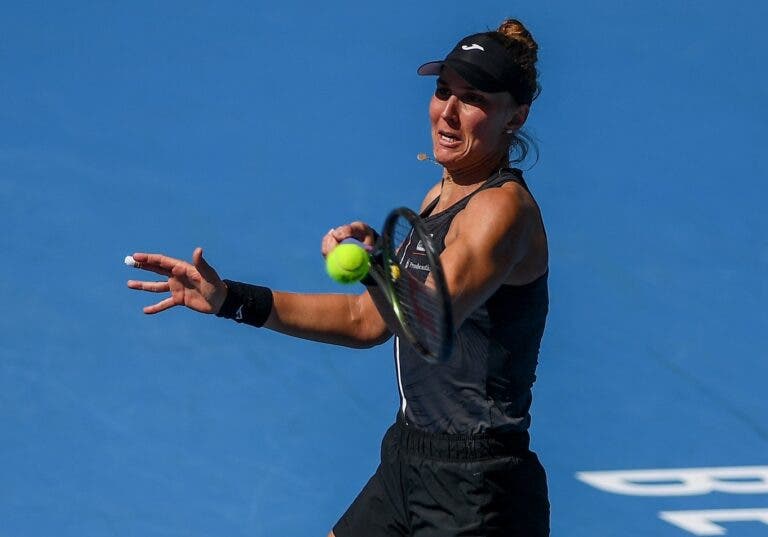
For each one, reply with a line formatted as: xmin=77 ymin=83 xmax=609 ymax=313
xmin=491 ymin=19 xmax=540 ymax=164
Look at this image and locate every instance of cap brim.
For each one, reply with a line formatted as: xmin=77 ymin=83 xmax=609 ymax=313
xmin=419 ymin=58 xmax=506 ymax=93
xmin=417 ymin=61 xmax=444 ymax=76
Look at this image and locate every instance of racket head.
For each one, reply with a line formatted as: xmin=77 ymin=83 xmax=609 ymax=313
xmin=377 ymin=207 xmax=454 ymax=363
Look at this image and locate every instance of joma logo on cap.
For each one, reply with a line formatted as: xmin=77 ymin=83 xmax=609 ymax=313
xmin=461 ymin=44 xmax=485 ymax=51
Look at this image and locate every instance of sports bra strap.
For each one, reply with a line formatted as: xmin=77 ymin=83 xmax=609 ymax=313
xmin=420 ymin=168 xmax=527 ymax=218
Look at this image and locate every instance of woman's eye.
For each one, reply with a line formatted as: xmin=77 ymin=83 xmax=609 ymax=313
xmin=435 ymin=87 xmax=451 ymax=100
xmin=463 ymin=93 xmax=485 ymax=105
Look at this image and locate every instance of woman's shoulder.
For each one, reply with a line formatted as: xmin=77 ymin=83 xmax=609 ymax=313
xmin=463 ymin=179 xmax=537 ymax=222
xmin=419 ymin=180 xmax=444 ymax=213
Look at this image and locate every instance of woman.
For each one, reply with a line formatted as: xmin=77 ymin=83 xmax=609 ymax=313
xmin=128 ymin=18 xmax=549 ymax=537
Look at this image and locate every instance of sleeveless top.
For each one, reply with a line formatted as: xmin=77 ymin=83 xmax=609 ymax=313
xmin=394 ymin=168 xmax=548 ymax=434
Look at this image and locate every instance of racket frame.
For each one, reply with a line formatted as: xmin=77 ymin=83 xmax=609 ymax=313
xmin=368 ymin=207 xmax=454 ymax=363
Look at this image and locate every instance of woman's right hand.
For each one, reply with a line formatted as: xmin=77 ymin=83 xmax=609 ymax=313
xmin=126 ymin=247 xmax=228 ymax=315
xmin=321 ymin=221 xmax=377 ymax=257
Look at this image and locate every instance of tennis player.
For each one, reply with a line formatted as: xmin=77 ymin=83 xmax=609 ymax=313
xmin=128 ymin=18 xmax=549 ymax=536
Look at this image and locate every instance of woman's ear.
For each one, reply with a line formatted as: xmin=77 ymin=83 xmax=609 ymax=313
xmin=506 ymin=104 xmax=530 ymax=133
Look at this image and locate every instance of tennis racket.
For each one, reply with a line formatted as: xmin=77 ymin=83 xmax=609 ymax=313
xmin=341 ymin=207 xmax=454 ymax=364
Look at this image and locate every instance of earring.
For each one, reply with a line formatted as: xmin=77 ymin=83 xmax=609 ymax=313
xmin=505 ymin=129 xmax=514 ymax=134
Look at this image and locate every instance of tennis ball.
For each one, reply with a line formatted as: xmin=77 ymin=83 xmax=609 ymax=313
xmin=326 ymin=243 xmax=370 ymax=284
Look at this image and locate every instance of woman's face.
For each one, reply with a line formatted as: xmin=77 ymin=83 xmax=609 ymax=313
xmin=429 ymin=66 xmax=523 ymax=173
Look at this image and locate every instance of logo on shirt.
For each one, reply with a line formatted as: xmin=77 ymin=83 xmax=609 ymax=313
xmin=405 ymin=260 xmax=430 ymax=272
xmin=414 ymin=233 xmax=433 ymax=254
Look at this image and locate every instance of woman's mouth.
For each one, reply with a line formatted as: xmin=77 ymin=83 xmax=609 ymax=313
xmin=438 ymin=131 xmax=461 ymax=145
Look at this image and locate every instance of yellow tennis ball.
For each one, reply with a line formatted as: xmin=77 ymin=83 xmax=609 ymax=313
xmin=326 ymin=243 xmax=370 ymax=284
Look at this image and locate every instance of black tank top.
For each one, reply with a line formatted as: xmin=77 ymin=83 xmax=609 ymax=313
xmin=395 ymin=168 xmax=548 ymax=434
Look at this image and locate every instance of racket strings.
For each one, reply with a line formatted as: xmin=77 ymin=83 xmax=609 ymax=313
xmin=389 ymin=216 xmax=447 ymax=358
xmin=395 ymin=272 xmax=442 ymax=349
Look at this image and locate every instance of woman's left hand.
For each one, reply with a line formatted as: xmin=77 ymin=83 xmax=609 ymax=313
xmin=126 ymin=247 xmax=228 ymax=315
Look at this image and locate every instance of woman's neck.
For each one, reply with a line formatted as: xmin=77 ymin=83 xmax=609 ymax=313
xmin=433 ymin=154 xmax=509 ymax=214
xmin=442 ymin=152 xmax=509 ymax=186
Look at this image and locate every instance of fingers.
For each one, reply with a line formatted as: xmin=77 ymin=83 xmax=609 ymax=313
xmin=127 ymin=280 xmax=171 ymax=293
xmin=192 ymin=247 xmax=204 ymax=267
xmin=329 ymin=224 xmax=358 ymax=241
xmin=321 ymin=228 xmax=340 ymax=257
xmin=127 ymin=249 xmax=218 ymax=316
xmin=323 ymin=222 xmax=376 ymax=256
xmin=348 ymin=221 xmax=377 ymax=249
xmin=171 ymin=263 xmax=188 ymax=278
xmin=348 ymin=221 xmax=371 ymax=237
xmin=192 ymin=247 xmax=220 ymax=282
xmin=143 ymin=296 xmax=178 ymax=315
xmin=130 ymin=252 xmax=185 ymax=277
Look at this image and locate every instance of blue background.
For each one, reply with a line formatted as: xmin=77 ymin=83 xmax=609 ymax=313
xmin=1 ymin=1 xmax=766 ymax=535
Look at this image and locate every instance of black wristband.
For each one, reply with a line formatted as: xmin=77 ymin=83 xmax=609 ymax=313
xmin=215 ymin=280 xmax=273 ymax=327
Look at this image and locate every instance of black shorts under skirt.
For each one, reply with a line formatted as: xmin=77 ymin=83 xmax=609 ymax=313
xmin=333 ymin=417 xmax=550 ymax=537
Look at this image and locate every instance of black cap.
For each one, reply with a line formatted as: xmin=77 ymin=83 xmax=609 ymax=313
xmin=418 ymin=33 xmax=526 ymax=100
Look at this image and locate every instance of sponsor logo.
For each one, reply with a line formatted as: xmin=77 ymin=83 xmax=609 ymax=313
xmin=405 ymin=260 xmax=430 ymax=272
xmin=578 ymin=465 xmax=768 ymax=535
xmin=461 ymin=43 xmax=485 ymax=52
xmin=414 ymin=234 xmax=433 ymax=254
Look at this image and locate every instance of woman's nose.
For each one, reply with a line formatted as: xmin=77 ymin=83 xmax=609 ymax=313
xmin=440 ymin=95 xmax=460 ymax=123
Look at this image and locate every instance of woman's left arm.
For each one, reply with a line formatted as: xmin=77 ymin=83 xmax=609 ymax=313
xmin=436 ymin=183 xmax=539 ymax=326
